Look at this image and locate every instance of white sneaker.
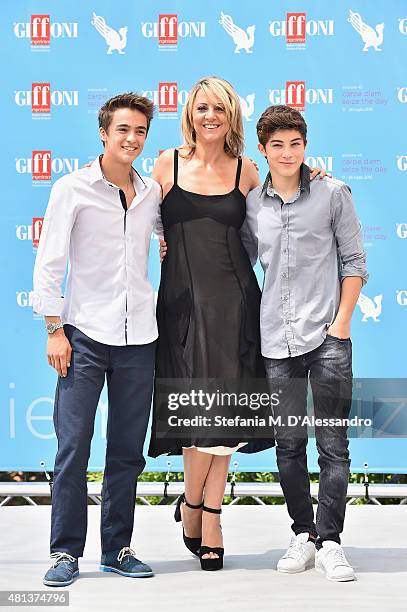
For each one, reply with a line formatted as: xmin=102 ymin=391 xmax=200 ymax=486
xmin=277 ymin=532 xmax=315 ymax=573
xmin=315 ymin=541 xmax=355 ymax=582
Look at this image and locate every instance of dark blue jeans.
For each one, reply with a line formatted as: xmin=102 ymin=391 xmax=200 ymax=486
xmin=264 ymin=335 xmax=353 ymax=544
xmin=50 ymin=325 xmax=155 ymax=558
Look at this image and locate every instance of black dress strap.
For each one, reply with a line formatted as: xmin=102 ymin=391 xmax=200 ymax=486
xmin=173 ymin=149 xmax=179 ymax=185
xmin=235 ymin=157 xmax=242 ymax=189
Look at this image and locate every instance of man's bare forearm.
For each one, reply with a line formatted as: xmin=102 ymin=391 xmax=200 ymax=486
xmin=336 ymin=277 xmax=363 ymax=324
xmin=328 ymin=276 xmax=363 ymax=339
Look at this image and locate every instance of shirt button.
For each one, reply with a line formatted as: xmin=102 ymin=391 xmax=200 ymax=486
xmin=282 ymin=224 xmax=287 ymax=228
xmin=284 ymin=319 xmax=290 ymax=325
xmin=282 ymin=273 xmax=287 ymax=278
xmin=283 ymin=296 xmax=288 ymax=301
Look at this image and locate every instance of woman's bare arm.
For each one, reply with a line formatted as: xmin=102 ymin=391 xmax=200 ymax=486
xmin=240 ymin=156 xmax=262 ymax=195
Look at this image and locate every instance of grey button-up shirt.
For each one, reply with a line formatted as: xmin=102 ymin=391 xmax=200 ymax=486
xmin=243 ymin=164 xmax=368 ymax=358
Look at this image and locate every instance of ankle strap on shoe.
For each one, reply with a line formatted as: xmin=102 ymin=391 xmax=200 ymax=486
xmin=202 ymin=505 xmax=222 ymax=514
xmin=182 ymin=493 xmax=204 ymax=510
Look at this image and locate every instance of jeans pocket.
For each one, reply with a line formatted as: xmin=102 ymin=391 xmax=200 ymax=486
xmin=326 ymin=333 xmax=351 ymax=343
xmin=53 ymin=378 xmax=61 ymax=437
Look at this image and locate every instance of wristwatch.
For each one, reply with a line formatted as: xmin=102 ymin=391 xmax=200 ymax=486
xmin=46 ymin=322 xmax=64 ymax=334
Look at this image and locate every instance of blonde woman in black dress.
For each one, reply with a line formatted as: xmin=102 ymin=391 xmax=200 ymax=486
xmin=148 ymin=76 xmax=274 ymax=570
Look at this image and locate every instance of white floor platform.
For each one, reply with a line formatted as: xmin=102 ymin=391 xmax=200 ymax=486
xmin=1 ymin=505 xmax=406 ymax=612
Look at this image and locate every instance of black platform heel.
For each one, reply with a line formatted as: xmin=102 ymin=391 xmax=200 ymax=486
xmin=199 ymin=505 xmax=224 ymax=571
xmin=174 ymin=493 xmax=203 ymax=556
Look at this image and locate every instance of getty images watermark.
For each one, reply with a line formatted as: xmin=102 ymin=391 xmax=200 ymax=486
xmin=165 ymin=388 xmax=371 ymax=430
xmin=167 ymin=388 xmax=279 ymax=430
xmin=152 ymin=378 xmax=399 ymax=441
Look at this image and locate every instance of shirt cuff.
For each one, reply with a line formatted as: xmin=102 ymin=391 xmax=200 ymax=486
xmin=32 ymin=294 xmax=64 ymax=316
xmin=341 ymin=271 xmax=369 ymax=286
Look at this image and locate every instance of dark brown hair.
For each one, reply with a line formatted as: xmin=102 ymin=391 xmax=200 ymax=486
xmin=256 ymin=105 xmax=307 ymax=146
xmin=98 ymin=92 xmax=154 ymax=136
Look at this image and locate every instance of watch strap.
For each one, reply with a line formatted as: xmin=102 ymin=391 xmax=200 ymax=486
xmin=46 ymin=322 xmax=64 ymax=334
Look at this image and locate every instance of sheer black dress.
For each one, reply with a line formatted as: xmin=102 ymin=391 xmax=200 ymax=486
xmin=148 ymin=150 xmax=274 ymax=456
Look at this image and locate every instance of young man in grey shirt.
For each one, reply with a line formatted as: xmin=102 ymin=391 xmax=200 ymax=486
xmin=245 ymin=105 xmax=368 ymax=582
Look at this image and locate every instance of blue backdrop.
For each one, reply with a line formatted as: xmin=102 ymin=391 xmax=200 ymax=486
xmin=1 ymin=1 xmax=406 ymax=473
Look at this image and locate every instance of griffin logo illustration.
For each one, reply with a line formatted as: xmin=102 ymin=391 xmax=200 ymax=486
xmin=239 ymin=94 xmax=255 ymax=121
xmin=357 ymin=293 xmax=383 ymax=322
xmin=219 ymin=13 xmax=255 ymax=53
xmin=91 ymin=14 xmax=127 ymax=54
xmin=348 ymin=10 xmax=384 ymax=51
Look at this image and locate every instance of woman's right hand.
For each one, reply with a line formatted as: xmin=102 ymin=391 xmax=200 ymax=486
xmin=249 ymin=158 xmax=259 ymax=173
xmin=159 ymin=239 xmax=168 ymax=262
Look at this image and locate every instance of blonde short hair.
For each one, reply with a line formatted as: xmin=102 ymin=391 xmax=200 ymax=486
xmin=181 ymin=76 xmax=244 ymax=158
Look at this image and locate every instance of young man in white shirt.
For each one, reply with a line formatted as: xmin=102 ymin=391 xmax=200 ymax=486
xmin=33 ymin=93 xmax=161 ymax=586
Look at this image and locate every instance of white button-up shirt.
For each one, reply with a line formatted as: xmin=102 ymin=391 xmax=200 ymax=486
xmin=33 ymin=157 xmax=162 ymax=346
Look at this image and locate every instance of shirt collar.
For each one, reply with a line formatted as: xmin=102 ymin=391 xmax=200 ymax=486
xmin=261 ymin=163 xmax=311 ymax=198
xmin=89 ymin=155 xmax=147 ymax=190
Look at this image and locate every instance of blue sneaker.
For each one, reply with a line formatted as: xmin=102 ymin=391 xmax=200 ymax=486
xmin=43 ymin=553 xmax=79 ymax=587
xmin=100 ymin=547 xmax=153 ymax=578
